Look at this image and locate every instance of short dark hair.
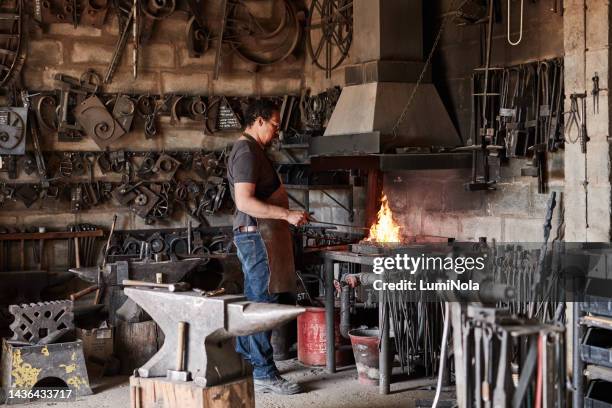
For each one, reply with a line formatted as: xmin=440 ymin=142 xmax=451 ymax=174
xmin=244 ymin=99 xmax=279 ymax=127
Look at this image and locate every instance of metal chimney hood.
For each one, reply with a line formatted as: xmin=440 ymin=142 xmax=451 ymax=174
xmin=309 ymin=0 xmax=470 ymax=171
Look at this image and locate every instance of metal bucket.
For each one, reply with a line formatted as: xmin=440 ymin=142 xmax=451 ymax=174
xmin=348 ymin=328 xmax=380 ymax=385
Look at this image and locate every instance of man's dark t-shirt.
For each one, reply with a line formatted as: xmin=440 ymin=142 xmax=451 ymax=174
xmin=227 ymin=135 xmax=281 ymax=231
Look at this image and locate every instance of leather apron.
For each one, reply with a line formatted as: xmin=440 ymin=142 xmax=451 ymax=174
xmin=256 ymin=185 xmax=296 ymax=294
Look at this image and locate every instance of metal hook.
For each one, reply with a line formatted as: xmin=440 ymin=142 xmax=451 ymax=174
xmin=507 ymin=0 xmax=524 ymax=46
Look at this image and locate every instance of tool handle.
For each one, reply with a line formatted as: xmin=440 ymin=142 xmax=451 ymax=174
xmin=122 ymin=279 xmax=167 ymax=288
xmin=177 ymin=322 xmax=186 ymax=371
xmin=70 ymin=284 xmax=99 ymax=301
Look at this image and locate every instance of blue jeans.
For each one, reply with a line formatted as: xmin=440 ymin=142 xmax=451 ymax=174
xmin=234 ymin=231 xmax=280 ymax=380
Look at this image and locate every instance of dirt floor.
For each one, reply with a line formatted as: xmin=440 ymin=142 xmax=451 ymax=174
xmin=23 ymin=359 xmax=454 ymax=408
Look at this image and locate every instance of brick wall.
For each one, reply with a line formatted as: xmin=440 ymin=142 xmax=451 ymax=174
xmin=302 ymin=0 xmax=566 ymax=242
xmin=0 ymin=3 xmax=309 ymax=269
xmin=378 ymin=1 xmax=565 ymax=242
xmin=1 ymin=0 xmax=573 ymax=270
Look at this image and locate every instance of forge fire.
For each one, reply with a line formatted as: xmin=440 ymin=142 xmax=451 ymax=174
xmin=365 ymin=194 xmax=402 ymax=243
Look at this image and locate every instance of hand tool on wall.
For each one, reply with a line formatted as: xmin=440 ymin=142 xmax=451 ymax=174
xmin=104 ymin=6 xmax=134 ymax=83
xmin=132 ymin=0 xmax=139 ymax=79
xmin=21 ymin=91 xmax=50 ymax=189
xmin=567 ymin=92 xmax=589 ymax=231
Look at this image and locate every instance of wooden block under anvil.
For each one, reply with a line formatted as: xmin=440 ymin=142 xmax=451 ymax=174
xmin=129 ymin=375 xmax=254 ymax=408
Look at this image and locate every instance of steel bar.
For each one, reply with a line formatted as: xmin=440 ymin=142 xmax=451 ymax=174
xmin=325 ymin=258 xmax=336 ymax=373
xmin=573 ymin=302 xmax=584 ymax=408
xmin=379 ymin=273 xmax=390 ymax=395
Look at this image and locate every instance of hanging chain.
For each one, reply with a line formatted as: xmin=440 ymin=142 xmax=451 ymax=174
xmin=390 ymin=0 xmax=459 ymax=139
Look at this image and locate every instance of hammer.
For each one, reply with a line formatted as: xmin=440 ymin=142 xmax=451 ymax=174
xmin=122 ymin=280 xmax=191 ymax=292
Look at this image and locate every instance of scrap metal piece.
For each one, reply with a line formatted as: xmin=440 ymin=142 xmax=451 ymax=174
xmin=111 ymin=184 xmax=138 ymax=206
xmin=0 ymin=107 xmax=27 ymax=155
xmin=80 ymin=0 xmax=109 ymax=28
xmin=111 ymin=94 xmax=135 ymax=132
xmin=129 ymin=185 xmax=159 ymax=218
xmin=8 ymin=300 xmax=74 ymax=345
xmin=185 ymin=15 xmax=210 ymax=58
xmin=40 ymin=0 xmax=77 ymax=24
xmin=141 ymin=0 xmax=175 ymax=19
xmin=124 ymin=288 xmax=305 ymax=387
xmin=0 ymin=338 xmax=92 ymax=405
xmin=33 ymin=94 xmax=59 ymax=136
xmin=14 ymin=184 xmax=38 ymax=208
xmin=152 ymin=153 xmax=180 ymax=178
xmin=74 ymin=95 xmax=126 ymax=148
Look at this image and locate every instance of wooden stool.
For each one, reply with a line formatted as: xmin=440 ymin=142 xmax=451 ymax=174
xmin=129 ymin=375 xmax=254 ymax=408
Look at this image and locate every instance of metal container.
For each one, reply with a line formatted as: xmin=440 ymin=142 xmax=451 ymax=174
xmin=348 ymin=328 xmax=380 ymax=386
xmin=297 ymin=307 xmax=353 ymax=367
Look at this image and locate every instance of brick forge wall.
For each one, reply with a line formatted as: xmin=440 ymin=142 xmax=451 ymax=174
xmin=0 ymin=5 xmax=308 ymax=270
xmin=380 ymin=1 xmax=565 ymax=243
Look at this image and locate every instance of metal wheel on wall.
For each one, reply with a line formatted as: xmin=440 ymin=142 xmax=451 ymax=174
xmin=226 ymin=0 xmax=302 ymax=66
xmin=0 ymin=0 xmax=23 ymax=88
xmin=307 ymin=0 xmax=352 ymax=78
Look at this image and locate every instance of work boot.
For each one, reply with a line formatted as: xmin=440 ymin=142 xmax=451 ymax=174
xmin=253 ymin=375 xmax=303 ymax=395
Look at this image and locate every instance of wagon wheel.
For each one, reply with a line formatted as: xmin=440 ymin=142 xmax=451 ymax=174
xmin=307 ymin=0 xmax=352 ymax=78
xmin=226 ymin=0 xmax=302 ymax=66
xmin=0 ymin=0 xmax=24 ymax=88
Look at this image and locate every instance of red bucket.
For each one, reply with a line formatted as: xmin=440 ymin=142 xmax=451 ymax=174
xmin=297 ymin=307 xmax=353 ymax=366
xmin=348 ymin=328 xmax=380 ymax=385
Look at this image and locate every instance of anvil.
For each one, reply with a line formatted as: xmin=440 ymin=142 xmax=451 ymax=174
xmin=69 ymin=258 xmax=202 ymax=285
xmin=124 ymin=288 xmax=305 ymax=387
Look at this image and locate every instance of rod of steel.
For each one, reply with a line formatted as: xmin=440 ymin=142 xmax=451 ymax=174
xmin=379 ymin=276 xmax=390 ymax=395
xmin=573 ymin=302 xmax=584 ymax=408
xmin=325 ymin=258 xmax=336 ymax=373
xmin=308 ymin=220 xmax=370 ymax=230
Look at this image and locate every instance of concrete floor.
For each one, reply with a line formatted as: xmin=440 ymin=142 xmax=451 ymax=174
xmin=23 ymin=360 xmax=453 ymax=407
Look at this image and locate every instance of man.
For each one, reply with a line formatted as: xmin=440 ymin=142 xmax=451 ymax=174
xmin=227 ymin=99 xmax=309 ymax=394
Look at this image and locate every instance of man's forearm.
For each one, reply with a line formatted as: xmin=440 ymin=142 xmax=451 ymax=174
xmin=236 ymin=196 xmax=288 ymax=221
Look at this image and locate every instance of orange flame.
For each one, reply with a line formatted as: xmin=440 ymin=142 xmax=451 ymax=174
xmin=366 ymin=194 xmax=401 ymax=243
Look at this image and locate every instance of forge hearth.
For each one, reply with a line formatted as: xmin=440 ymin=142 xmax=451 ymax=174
xmin=350 ymin=236 xmax=452 ymax=256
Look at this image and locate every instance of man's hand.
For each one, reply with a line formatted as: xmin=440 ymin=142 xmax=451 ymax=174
xmin=285 ymin=210 xmax=309 ymax=226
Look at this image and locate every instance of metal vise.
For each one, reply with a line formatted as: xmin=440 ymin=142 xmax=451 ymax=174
xmin=124 ymin=288 xmax=305 ymax=387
